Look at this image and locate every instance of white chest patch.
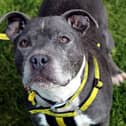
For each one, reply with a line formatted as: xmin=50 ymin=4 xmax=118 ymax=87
xmin=37 ymin=113 xmax=49 ymax=126
xmin=74 ymin=114 xmax=95 ymax=126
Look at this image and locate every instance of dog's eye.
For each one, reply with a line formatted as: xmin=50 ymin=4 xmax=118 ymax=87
xmin=19 ymin=40 xmax=29 ymax=48
xmin=58 ymin=36 xmax=70 ymax=44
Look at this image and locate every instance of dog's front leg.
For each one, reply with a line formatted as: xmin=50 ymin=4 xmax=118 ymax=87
xmin=74 ymin=114 xmax=95 ymax=126
xmin=31 ymin=113 xmax=49 ymax=126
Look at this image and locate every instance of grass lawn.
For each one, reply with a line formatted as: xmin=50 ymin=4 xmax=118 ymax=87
xmin=0 ymin=0 xmax=126 ymax=126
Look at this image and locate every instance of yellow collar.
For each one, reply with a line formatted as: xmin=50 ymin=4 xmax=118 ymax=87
xmin=0 ymin=33 xmax=9 ymax=40
xmin=28 ymin=57 xmax=103 ymax=117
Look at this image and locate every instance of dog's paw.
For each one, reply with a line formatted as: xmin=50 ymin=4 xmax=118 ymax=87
xmin=112 ymin=72 xmax=126 ymax=86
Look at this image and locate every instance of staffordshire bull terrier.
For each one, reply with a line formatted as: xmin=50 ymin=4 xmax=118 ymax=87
xmin=0 ymin=0 xmax=125 ymax=85
xmin=0 ymin=0 xmax=115 ymax=126
xmin=3 ymin=10 xmax=112 ymax=126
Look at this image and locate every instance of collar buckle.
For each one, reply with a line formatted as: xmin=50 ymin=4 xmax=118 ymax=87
xmin=51 ymin=101 xmax=67 ymax=111
xmin=94 ymin=78 xmax=103 ymax=89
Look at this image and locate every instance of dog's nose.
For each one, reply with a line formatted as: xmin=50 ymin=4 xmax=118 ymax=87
xmin=30 ymin=54 xmax=49 ymax=69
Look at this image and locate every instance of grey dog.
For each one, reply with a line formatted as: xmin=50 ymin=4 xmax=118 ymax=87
xmin=1 ymin=0 xmax=125 ymax=126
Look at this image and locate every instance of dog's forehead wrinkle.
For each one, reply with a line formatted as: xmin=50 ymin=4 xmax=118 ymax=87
xmin=41 ymin=20 xmax=45 ymax=30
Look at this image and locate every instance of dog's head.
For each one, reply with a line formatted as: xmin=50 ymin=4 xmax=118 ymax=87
xmin=4 ymin=10 xmax=98 ymax=102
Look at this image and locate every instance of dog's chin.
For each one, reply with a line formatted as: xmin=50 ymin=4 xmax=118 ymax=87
xmin=23 ymin=77 xmax=73 ymax=103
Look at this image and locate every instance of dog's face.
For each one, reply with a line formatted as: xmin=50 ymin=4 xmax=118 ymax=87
xmin=21 ymin=16 xmax=84 ymax=87
xmin=5 ymin=10 xmax=98 ymax=102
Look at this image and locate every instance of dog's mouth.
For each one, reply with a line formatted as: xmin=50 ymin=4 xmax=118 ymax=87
xmin=31 ymin=75 xmax=52 ymax=84
xmin=24 ymin=74 xmax=71 ymax=91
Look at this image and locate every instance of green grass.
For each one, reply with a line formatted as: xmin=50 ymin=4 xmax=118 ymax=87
xmin=0 ymin=0 xmax=126 ymax=126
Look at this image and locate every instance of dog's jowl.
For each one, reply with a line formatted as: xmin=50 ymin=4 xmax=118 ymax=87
xmin=2 ymin=0 xmax=115 ymax=126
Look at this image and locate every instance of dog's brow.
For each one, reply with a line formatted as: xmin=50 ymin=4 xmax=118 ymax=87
xmin=41 ymin=20 xmax=45 ymax=30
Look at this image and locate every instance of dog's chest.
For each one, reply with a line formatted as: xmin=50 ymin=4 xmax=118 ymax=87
xmin=37 ymin=113 xmax=95 ymax=126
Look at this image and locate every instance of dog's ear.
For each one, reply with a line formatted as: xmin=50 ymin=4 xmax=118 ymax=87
xmin=62 ymin=9 xmax=99 ymax=35
xmin=0 ymin=11 xmax=30 ymax=40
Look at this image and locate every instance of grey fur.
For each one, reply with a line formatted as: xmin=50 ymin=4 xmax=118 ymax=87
xmin=39 ymin=0 xmax=124 ymax=78
xmin=2 ymin=0 xmax=114 ymax=126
